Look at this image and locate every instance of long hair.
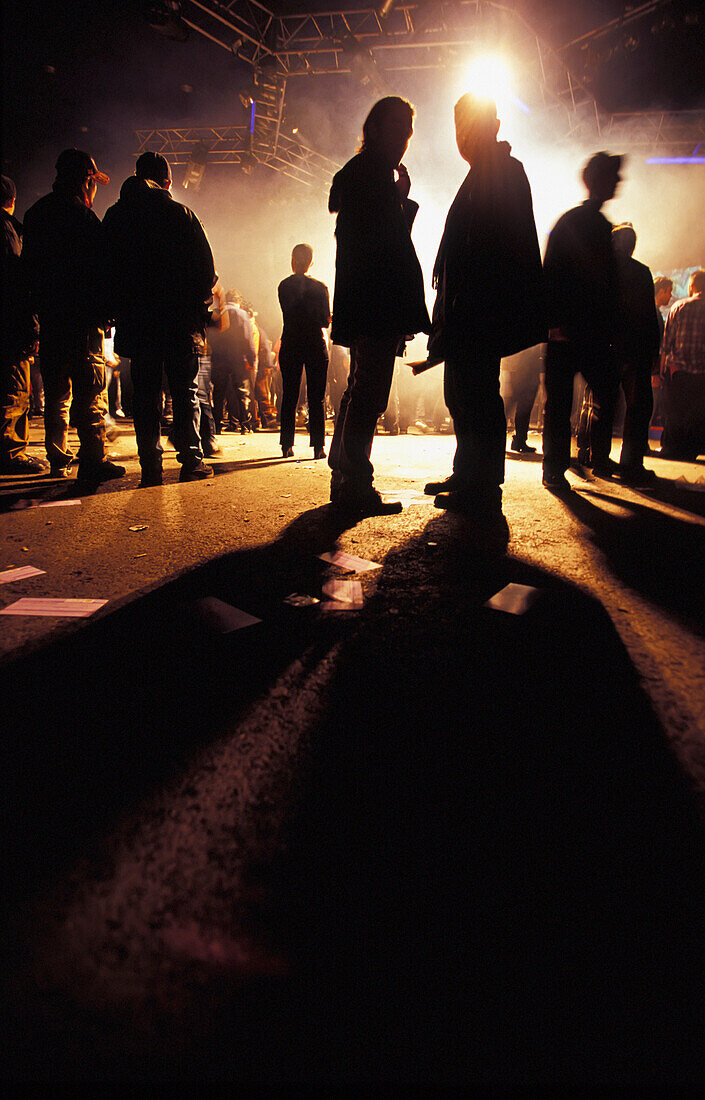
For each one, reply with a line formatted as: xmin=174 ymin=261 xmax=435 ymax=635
xmin=360 ymin=96 xmax=414 ymax=152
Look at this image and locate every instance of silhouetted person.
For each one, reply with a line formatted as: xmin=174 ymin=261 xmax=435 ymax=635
xmin=426 ymin=93 xmax=544 ymax=530
xmin=209 ymin=290 xmax=258 ymax=433
xmin=1 ymin=174 xmax=44 ymax=475
xmin=541 ymin=151 xmax=623 ymax=491
xmin=103 ymin=151 xmax=216 ymax=486
xmin=502 ymin=345 xmax=542 ymax=454
xmin=22 ymin=150 xmax=125 ymax=488
xmin=277 ymin=243 xmax=330 ymax=459
xmin=660 ymin=268 xmax=705 ymax=460
xmin=610 ymin=222 xmax=661 ymax=484
xmin=328 ymin=96 xmax=430 ymax=516
xmin=651 ymin=275 xmax=673 ymax=432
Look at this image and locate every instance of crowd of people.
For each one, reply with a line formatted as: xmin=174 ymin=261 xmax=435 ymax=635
xmin=2 ymin=95 xmax=704 ymax=535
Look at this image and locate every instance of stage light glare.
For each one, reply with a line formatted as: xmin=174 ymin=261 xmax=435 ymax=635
xmin=461 ymin=54 xmax=529 ymax=116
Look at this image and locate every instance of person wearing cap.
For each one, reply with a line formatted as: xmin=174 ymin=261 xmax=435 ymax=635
xmin=541 ymin=151 xmax=623 ymax=491
xmin=1 ymin=175 xmax=45 ymax=475
xmin=21 ymin=149 xmax=125 ymax=487
xmin=424 ymin=93 xmax=545 ymax=532
xmin=103 ymin=151 xmax=217 ymax=485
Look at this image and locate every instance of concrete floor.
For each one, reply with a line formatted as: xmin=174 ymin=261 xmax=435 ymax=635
xmin=2 ymin=419 xmax=705 ymax=1083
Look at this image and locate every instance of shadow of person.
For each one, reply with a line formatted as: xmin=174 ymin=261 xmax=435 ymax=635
xmin=557 ymin=483 xmax=705 ymax=634
xmin=260 ymin=515 xmax=705 ymax=1085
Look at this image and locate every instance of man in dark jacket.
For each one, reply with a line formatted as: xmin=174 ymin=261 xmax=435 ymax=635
xmin=103 ymin=151 xmax=217 ymax=485
xmin=328 ymin=96 xmax=430 ymax=516
xmin=610 ymin=222 xmax=661 ymax=483
xmin=541 ymin=151 xmax=623 ymax=490
xmin=1 ymin=175 xmax=44 ymax=474
xmin=22 ymin=149 xmax=125 ymax=487
xmin=426 ymin=93 xmax=544 ymax=526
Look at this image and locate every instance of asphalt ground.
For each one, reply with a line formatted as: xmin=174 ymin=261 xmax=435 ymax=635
xmin=2 ymin=418 xmax=705 ymax=1083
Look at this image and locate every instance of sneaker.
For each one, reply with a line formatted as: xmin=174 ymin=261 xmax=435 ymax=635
xmin=511 ymin=437 xmax=536 ymax=453
xmin=77 ymin=460 xmax=126 ymax=486
xmin=313 ymin=447 xmax=326 ymax=460
xmin=542 ymin=472 xmax=572 ymax=493
xmin=179 ymin=461 xmax=213 ymax=482
xmin=282 ymin=447 xmax=294 ymax=458
xmin=203 ymin=443 xmax=222 ymax=457
xmin=50 ymin=463 xmax=73 ymax=479
xmin=424 ymin=474 xmax=460 ymax=495
xmin=0 ymin=454 xmax=48 ymax=475
xmin=591 ymin=458 xmax=620 ymax=479
xmin=335 ymin=487 xmax=403 ymax=516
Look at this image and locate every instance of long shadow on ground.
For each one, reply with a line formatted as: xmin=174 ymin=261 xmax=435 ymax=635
xmin=3 ymin=508 xmax=705 ymax=1084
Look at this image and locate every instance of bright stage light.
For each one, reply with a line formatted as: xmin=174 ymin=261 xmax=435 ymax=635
xmin=460 ymin=54 xmax=530 ymax=116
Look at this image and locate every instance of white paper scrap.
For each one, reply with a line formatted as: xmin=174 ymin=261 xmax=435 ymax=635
xmin=0 ymin=597 xmax=108 ymax=617
xmin=0 ymin=566 xmax=46 ymax=584
xmin=319 ymin=550 xmax=380 ymax=573
xmin=322 ymin=578 xmax=364 ymax=607
xmin=38 ymin=499 xmax=82 ymax=508
xmin=194 ymin=597 xmax=261 ymax=633
xmin=484 ymin=583 xmax=541 ymax=615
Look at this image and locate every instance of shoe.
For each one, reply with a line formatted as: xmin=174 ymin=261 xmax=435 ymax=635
xmin=424 ymin=474 xmax=461 ymax=495
xmin=620 ymin=465 xmax=657 ymax=487
xmin=282 ymin=447 xmax=294 ymax=458
xmin=511 ymin=437 xmax=536 ymax=453
xmin=335 ymin=488 xmax=403 ymax=516
xmin=388 ymin=426 xmax=400 ymax=436
xmin=0 ymin=454 xmax=48 ymax=475
xmin=241 ymin=425 xmax=253 ymax=435
xmin=114 ymin=408 xmax=126 ymax=419
xmin=77 ymin=460 xmax=126 ymax=487
xmin=433 ymin=488 xmax=502 ymax=514
xmin=591 ymin=458 xmax=620 ymax=479
xmin=139 ymin=469 xmax=163 ymax=488
xmin=50 ymin=463 xmax=73 ymax=479
xmin=203 ymin=444 xmax=222 ymax=457
xmin=179 ymin=461 xmax=213 ymax=482
xmin=314 ymin=447 xmax=326 ymax=460
xmin=542 ymin=472 xmax=572 ymax=493
xmin=104 ymin=421 xmax=119 ymax=442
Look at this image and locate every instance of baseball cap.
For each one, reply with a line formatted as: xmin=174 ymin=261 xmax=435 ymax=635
xmin=135 ymin=151 xmax=171 ymax=184
xmin=55 ymin=148 xmax=110 ymax=185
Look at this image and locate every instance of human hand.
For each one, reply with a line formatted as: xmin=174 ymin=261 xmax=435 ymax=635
xmin=395 ymin=163 xmax=411 ymax=200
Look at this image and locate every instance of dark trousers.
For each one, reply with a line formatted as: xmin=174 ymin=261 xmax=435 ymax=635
xmin=503 ymin=356 xmax=541 ymax=445
xmin=543 ymin=341 xmax=618 ymax=476
xmin=443 ymin=349 xmax=505 ymax=489
xmin=661 ymin=371 xmax=705 ymax=459
xmin=130 ymin=338 xmax=202 ymax=473
xmin=279 ymin=341 xmax=328 ymax=452
xmin=0 ymin=355 xmax=31 ymax=464
xmin=329 ymin=333 xmax=399 ymax=490
xmin=619 ymin=356 xmax=654 ymax=468
xmin=40 ymin=328 xmax=107 ymax=470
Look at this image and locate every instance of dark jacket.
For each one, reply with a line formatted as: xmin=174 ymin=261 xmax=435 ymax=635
xmin=328 ymin=149 xmax=430 ymax=347
xmin=1 ymin=209 xmax=38 ymax=358
xmin=278 ymin=273 xmax=330 ymax=349
xmin=22 ymin=184 xmax=107 ymax=338
xmin=102 ymin=176 xmax=216 ymax=355
xmin=614 ymin=254 xmax=661 ymax=363
xmin=429 ymin=140 xmax=545 ymax=362
xmin=543 ymin=199 xmax=619 ymax=347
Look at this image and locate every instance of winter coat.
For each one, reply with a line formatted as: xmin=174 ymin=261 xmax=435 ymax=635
xmin=328 ymin=149 xmax=430 ymax=347
xmin=429 ymin=140 xmax=545 ymax=362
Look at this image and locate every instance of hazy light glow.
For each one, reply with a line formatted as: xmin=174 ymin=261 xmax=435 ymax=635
xmin=460 ymin=54 xmax=530 ymax=116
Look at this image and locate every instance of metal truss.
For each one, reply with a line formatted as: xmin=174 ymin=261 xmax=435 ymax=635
xmin=139 ymin=3 xmax=705 ymax=178
xmin=134 ymin=124 xmax=342 ymax=187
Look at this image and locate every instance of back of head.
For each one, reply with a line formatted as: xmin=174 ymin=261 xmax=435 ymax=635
xmin=225 ymin=288 xmax=241 ymax=306
xmin=654 ymin=275 xmax=673 ymax=297
xmin=612 ymin=222 xmax=637 ymax=258
xmin=135 ymin=151 xmax=172 ymax=188
xmin=55 ymin=148 xmax=110 ymax=193
xmin=291 ymin=243 xmax=313 ymax=274
xmin=454 ymin=93 xmax=499 ymax=162
xmin=690 ymin=269 xmax=705 ymax=295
